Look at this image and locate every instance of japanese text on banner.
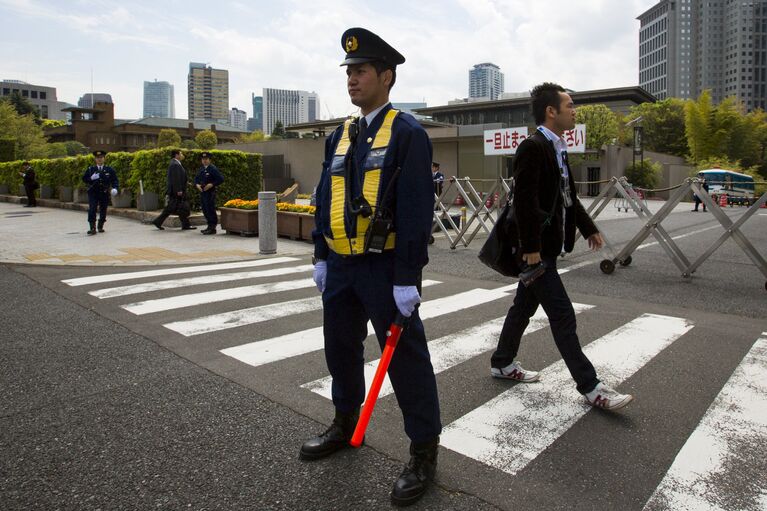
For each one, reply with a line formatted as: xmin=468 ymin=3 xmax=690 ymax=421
xmin=483 ymin=124 xmax=586 ymax=155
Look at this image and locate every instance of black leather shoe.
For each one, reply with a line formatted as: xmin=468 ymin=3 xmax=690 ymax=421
xmin=391 ymin=438 xmax=439 ymax=507
xmin=181 ymin=225 xmax=197 ymax=230
xmin=202 ymin=228 xmax=216 ymax=235
xmin=152 ymin=221 xmax=164 ymax=230
xmin=299 ymin=410 xmax=359 ymax=460
xmin=87 ymin=223 xmax=97 ymax=236
xmin=97 ymin=221 xmax=105 ymax=233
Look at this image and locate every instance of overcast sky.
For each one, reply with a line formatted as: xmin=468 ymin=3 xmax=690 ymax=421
xmin=1 ymin=0 xmax=659 ymax=122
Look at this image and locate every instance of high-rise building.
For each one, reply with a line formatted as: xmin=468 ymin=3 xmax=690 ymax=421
xmin=143 ymin=80 xmax=175 ymax=118
xmin=78 ymin=93 xmax=113 ymax=108
xmin=229 ymin=107 xmax=248 ymax=130
xmin=187 ymin=62 xmax=229 ymax=122
xmin=0 ymin=79 xmax=69 ymax=120
xmin=469 ymin=63 xmax=504 ymax=101
xmin=247 ymin=94 xmax=263 ymax=132
xmin=262 ymin=88 xmax=320 ymax=135
xmin=638 ymin=0 xmax=767 ymax=110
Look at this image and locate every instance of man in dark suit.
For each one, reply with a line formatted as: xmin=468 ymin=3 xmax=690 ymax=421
xmin=19 ymin=161 xmax=37 ymax=207
xmin=489 ymin=82 xmax=634 ymax=411
xmin=152 ymin=149 xmax=195 ymax=231
xmin=302 ymin=27 xmax=441 ymax=506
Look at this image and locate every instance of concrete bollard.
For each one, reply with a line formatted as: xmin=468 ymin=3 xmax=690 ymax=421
xmin=258 ymin=191 xmax=277 ymax=255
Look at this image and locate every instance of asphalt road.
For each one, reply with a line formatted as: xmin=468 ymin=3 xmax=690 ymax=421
xmin=1 ymin=203 xmax=766 ymax=510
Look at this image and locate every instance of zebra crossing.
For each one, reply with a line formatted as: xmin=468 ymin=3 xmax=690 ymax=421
xmin=60 ymin=256 xmax=767 ymax=509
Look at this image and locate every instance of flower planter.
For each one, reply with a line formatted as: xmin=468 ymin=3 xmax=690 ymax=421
xmin=73 ymin=188 xmax=89 ymax=204
xmin=40 ymin=185 xmax=54 ymax=199
xmin=299 ymin=213 xmax=315 ymax=241
xmin=220 ymin=207 xmax=259 ymax=236
xmin=137 ymin=191 xmax=159 ymax=211
xmin=58 ymin=186 xmax=73 ymax=202
xmin=276 ymin=211 xmax=304 ymax=240
xmin=111 ymin=189 xmax=132 ymax=208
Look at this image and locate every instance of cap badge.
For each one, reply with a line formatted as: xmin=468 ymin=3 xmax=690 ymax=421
xmin=345 ymin=35 xmax=359 ymax=53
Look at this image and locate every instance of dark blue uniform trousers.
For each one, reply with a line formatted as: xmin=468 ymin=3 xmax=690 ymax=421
xmin=323 ymin=251 xmax=442 ymax=444
xmin=490 ymin=256 xmax=600 ymax=395
xmin=200 ymin=190 xmax=217 ymax=227
xmin=87 ymin=189 xmax=109 ymax=223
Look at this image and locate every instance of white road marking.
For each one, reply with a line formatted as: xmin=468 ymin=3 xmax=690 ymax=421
xmin=440 ymin=313 xmax=694 ymax=475
xmin=642 ymin=335 xmax=767 ymax=511
xmin=122 ymin=277 xmax=316 ymax=315
xmin=62 ymin=257 xmax=299 ymax=287
xmin=301 ymin=303 xmax=594 ymax=399
xmin=90 ymin=265 xmax=314 ymax=299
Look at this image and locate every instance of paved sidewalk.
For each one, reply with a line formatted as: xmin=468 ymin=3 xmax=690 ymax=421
xmin=0 ymin=202 xmax=313 ymax=266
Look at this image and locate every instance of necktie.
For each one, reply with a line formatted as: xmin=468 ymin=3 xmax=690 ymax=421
xmin=358 ymin=117 xmax=368 ymax=146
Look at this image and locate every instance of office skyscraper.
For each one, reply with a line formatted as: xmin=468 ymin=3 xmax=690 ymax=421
xmin=262 ymin=88 xmax=320 ymax=135
xmin=188 ymin=62 xmax=229 ymax=122
xmin=247 ymin=94 xmax=263 ymax=132
xmin=469 ymin=63 xmax=504 ymax=101
xmin=638 ymin=0 xmax=767 ymax=110
xmin=143 ymin=80 xmax=175 ymax=118
xmin=229 ymin=107 xmax=248 ymax=130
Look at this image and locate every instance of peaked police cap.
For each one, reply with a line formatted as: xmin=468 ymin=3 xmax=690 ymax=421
xmin=340 ymin=28 xmax=405 ymax=67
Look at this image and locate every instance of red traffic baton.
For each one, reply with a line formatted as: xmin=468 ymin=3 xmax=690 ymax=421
xmin=350 ymin=312 xmax=408 ymax=448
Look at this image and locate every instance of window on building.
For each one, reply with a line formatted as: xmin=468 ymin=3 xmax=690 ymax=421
xmin=30 ymin=90 xmax=38 ymax=99
xmin=40 ymin=92 xmax=46 ymax=99
xmin=21 ymin=90 xmax=29 ymax=97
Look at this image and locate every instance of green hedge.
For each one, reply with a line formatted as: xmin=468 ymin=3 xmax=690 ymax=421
xmin=0 ymin=149 xmax=262 ymax=208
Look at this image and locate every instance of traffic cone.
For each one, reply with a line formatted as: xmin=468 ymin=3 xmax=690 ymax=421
xmin=719 ymin=193 xmax=728 ymax=208
xmin=453 ymin=194 xmax=464 ymax=206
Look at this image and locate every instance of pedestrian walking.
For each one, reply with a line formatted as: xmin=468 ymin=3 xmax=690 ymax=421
xmin=489 ymin=82 xmax=634 ymax=411
xmin=194 ymin=152 xmax=224 ymax=235
xmin=692 ymin=173 xmax=709 ymax=212
xmin=82 ymin=150 xmax=118 ymax=235
xmin=19 ymin=161 xmax=38 ymax=207
xmin=152 ymin=149 xmax=195 ymax=231
xmin=302 ymin=27 xmax=441 ymax=507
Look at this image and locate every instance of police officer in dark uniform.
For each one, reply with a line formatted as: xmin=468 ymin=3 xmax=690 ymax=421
xmin=301 ymin=28 xmax=441 ymax=507
xmin=19 ymin=161 xmax=37 ymax=207
xmin=82 ymin=150 xmax=118 ymax=235
xmin=194 ymin=152 xmax=224 ymax=234
xmin=431 ymin=162 xmax=444 ymax=197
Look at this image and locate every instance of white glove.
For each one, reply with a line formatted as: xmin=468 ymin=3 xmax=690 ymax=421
xmin=111 ymin=188 xmax=118 ymax=197
xmin=393 ymin=285 xmax=420 ymax=317
xmin=91 ymin=173 xmax=100 ymax=180
xmin=313 ymin=260 xmax=327 ymax=293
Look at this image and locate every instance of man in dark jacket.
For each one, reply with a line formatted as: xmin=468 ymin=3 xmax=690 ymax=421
xmin=19 ymin=161 xmax=37 ymax=207
xmin=152 ymin=149 xmax=195 ymax=230
xmin=194 ymin=152 xmax=224 ymax=234
xmin=489 ymin=82 xmax=634 ymax=411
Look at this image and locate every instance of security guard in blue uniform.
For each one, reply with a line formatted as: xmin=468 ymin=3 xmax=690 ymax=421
xmin=194 ymin=152 xmax=224 ymax=234
xmin=300 ymin=27 xmax=441 ymax=507
xmin=82 ymin=150 xmax=118 ymax=235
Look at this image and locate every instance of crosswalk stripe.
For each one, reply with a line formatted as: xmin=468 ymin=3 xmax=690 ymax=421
xmin=219 ymin=281 xmax=504 ymax=367
xmin=642 ymin=334 xmax=767 ymax=511
xmin=440 ymin=313 xmax=694 ymax=476
xmin=122 ymin=278 xmax=316 ymax=315
xmin=301 ymin=303 xmax=595 ymax=399
xmin=62 ymin=257 xmax=300 ymax=287
xmin=168 ymin=280 xmax=441 ymax=337
xmin=90 ymin=265 xmax=314 ymax=299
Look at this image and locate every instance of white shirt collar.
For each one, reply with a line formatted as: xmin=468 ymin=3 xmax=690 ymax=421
xmin=362 ymin=102 xmax=389 ymax=127
xmin=537 ymin=125 xmax=568 ymax=152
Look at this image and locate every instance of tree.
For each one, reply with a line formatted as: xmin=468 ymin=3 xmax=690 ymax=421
xmin=624 ymin=159 xmax=661 ymax=190
xmin=0 ymin=101 xmax=49 ymax=159
xmin=626 ymin=98 xmax=688 ymax=157
xmin=46 ymin=142 xmax=69 ymax=158
xmin=195 ymin=129 xmax=218 ymax=149
xmin=270 ymin=120 xmax=286 ymax=139
xmin=237 ymin=130 xmax=266 ymax=143
xmin=42 ymin=119 xmax=67 ymax=129
xmin=181 ymin=139 xmax=198 ymax=150
xmin=575 ymin=104 xmax=619 ymax=155
xmin=3 ymin=92 xmax=40 ymax=120
xmin=156 ymin=128 xmax=181 ymax=148
xmin=64 ymin=140 xmax=89 ymax=156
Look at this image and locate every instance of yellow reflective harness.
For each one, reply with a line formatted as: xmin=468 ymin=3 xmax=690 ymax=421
xmin=325 ymin=109 xmax=399 ymax=256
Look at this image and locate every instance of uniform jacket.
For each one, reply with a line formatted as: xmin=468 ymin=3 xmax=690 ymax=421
xmin=513 ymin=130 xmax=598 ymax=257
xmin=313 ymin=103 xmax=434 ymax=286
xmin=194 ymin=164 xmax=224 ymax=191
xmin=22 ymin=168 xmax=36 ymax=186
xmin=82 ymin=165 xmax=118 ymax=193
xmin=166 ymin=159 xmax=188 ymax=196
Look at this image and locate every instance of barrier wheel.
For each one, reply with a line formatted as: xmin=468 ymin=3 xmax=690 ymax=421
xmin=428 ymin=235 xmax=434 ymax=245
xmin=619 ymin=255 xmax=632 ymax=267
xmin=600 ymin=259 xmax=615 ymax=274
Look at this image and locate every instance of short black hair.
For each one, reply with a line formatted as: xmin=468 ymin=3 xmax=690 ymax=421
xmin=371 ymin=61 xmax=397 ymax=90
xmin=531 ymin=82 xmax=566 ymax=125
xmin=170 ymin=149 xmax=181 ymax=158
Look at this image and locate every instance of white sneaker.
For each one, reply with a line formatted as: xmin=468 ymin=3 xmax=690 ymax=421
xmin=585 ymin=383 xmax=634 ymax=411
xmin=490 ymin=361 xmax=540 ymax=382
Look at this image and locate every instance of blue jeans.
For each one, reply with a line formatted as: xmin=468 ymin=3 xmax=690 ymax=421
xmin=490 ymin=257 xmax=600 ymax=394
